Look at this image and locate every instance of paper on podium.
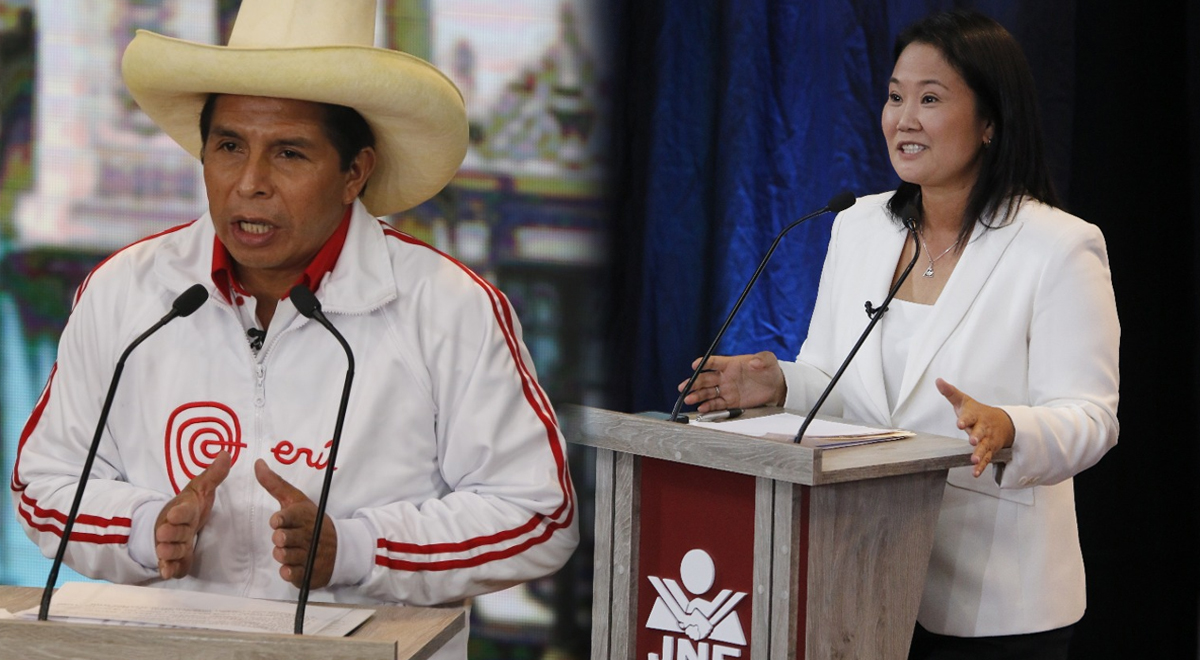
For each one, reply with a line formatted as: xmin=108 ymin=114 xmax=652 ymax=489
xmin=16 ymin=582 xmax=373 ymax=637
xmin=693 ymin=412 xmax=914 ymax=448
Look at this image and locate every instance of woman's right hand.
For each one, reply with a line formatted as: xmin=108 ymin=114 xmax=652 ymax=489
xmin=678 ymin=352 xmax=787 ymax=413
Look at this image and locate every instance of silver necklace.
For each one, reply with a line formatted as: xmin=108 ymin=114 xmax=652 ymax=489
xmin=917 ymin=231 xmax=962 ymax=278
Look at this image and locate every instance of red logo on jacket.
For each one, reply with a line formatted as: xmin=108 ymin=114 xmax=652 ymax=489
xmin=164 ymin=402 xmax=247 ymax=494
xmin=270 ymin=439 xmax=337 ymax=471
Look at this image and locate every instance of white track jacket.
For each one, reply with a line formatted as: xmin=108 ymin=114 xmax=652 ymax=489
xmin=12 ymin=201 xmax=578 ymax=655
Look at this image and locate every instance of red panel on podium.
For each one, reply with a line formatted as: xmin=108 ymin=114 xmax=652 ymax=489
xmin=564 ymin=406 xmax=975 ymax=660
xmin=635 ymin=458 xmax=756 ymax=660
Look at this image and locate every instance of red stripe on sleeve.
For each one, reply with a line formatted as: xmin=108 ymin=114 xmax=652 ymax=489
xmin=375 ymin=517 xmax=565 ymax=572
xmin=17 ymin=504 xmax=130 ymax=545
xmin=377 ymin=513 xmax=546 ymax=554
xmin=19 ymin=493 xmax=132 ymax=528
xmin=10 ymin=363 xmax=57 ymax=493
xmin=375 ymin=226 xmax=574 ymax=567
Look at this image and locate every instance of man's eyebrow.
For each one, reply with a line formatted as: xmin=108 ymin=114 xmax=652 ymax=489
xmin=209 ymin=126 xmax=243 ymax=140
xmin=269 ymin=137 xmax=319 ymax=149
xmin=206 ymin=127 xmax=318 ymax=149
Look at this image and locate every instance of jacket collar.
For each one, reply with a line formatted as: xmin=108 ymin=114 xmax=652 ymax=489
xmin=314 ymin=200 xmax=397 ymax=316
xmin=156 ymin=199 xmax=396 ymax=316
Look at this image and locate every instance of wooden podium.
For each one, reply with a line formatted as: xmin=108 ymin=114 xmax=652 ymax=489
xmin=561 ymin=406 xmax=1008 ymax=660
xmin=0 ymin=586 xmax=463 ymax=660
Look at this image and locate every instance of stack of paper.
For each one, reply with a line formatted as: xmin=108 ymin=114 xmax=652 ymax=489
xmin=16 ymin=582 xmax=373 ymax=637
xmin=693 ymin=412 xmax=913 ymax=448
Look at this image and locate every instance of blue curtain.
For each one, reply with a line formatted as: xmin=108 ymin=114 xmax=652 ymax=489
xmin=613 ymin=0 xmax=1075 ymax=413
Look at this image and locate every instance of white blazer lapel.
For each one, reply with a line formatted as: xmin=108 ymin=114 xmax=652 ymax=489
xmin=893 ymin=218 xmax=1025 ymax=409
xmin=850 ymin=222 xmax=909 ymax=422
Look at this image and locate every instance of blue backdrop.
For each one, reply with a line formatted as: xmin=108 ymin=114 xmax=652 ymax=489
xmin=612 ymin=0 xmax=1075 ymax=413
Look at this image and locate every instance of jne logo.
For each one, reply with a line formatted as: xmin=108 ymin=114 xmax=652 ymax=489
xmin=646 ymin=548 xmax=747 ymax=660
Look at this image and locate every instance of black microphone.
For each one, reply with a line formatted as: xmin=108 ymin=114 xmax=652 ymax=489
xmin=287 ymin=285 xmax=355 ymax=635
xmin=669 ymin=191 xmax=857 ymax=422
xmin=39 ymin=283 xmax=209 ymax=621
xmin=793 ymin=203 xmax=921 ymax=443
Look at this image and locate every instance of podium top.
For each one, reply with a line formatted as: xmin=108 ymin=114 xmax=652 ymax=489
xmin=0 ymin=585 xmax=463 ymax=660
xmin=559 ymin=405 xmax=1009 ymax=486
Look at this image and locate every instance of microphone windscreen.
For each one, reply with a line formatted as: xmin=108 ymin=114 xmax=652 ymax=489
xmin=827 ymin=191 xmax=856 ymax=213
xmin=290 ymin=285 xmax=322 ymax=318
xmin=172 ymin=284 xmax=210 ymax=317
xmin=899 ymin=201 xmax=920 ymax=231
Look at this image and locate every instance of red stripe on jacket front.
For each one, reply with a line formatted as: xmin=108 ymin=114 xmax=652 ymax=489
xmin=375 ymin=225 xmax=573 ymax=570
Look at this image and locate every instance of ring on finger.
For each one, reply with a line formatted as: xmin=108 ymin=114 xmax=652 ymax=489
xmin=715 ymin=385 xmax=721 ymax=399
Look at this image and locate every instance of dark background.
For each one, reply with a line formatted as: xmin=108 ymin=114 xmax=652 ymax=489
xmin=604 ymin=1 xmax=1199 ymax=657
xmin=1067 ymin=2 xmax=1199 ymax=657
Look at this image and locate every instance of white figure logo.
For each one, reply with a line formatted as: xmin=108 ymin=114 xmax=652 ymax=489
xmin=647 ymin=548 xmax=746 ymax=650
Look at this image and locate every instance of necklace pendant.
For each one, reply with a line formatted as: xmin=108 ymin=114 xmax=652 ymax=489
xmin=923 ymin=264 xmax=935 ymax=278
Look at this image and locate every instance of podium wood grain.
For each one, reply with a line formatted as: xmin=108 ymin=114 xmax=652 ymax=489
xmin=802 ymin=471 xmax=945 ymax=659
xmin=0 ymin=586 xmax=463 ymax=660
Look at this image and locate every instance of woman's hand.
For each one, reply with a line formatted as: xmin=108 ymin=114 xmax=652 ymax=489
xmin=936 ymin=378 xmax=1015 ymax=478
xmin=678 ymin=352 xmax=786 ymax=413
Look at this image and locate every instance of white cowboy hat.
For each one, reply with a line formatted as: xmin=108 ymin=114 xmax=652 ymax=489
xmin=121 ymin=0 xmax=467 ymax=216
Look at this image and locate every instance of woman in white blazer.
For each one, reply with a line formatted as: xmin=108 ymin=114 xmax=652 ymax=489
xmin=681 ymin=11 xmax=1118 ymax=660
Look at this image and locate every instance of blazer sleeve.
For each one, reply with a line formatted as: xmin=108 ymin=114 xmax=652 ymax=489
xmin=780 ymin=214 xmax=842 ymax=413
xmin=996 ymin=221 xmax=1120 ymax=487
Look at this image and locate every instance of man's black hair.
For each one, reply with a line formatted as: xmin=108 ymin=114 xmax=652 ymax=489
xmin=198 ymin=93 xmax=375 ymax=172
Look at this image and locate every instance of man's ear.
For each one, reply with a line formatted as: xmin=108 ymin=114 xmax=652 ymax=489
xmin=344 ymin=146 xmax=377 ymax=203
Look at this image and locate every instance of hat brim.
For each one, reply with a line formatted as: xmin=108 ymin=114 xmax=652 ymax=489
xmin=122 ymin=30 xmax=468 ymax=216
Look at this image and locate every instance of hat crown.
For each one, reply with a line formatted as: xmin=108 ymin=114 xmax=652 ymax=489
xmin=228 ymin=0 xmax=377 ymax=48
xmin=122 ymin=0 xmax=468 ymax=216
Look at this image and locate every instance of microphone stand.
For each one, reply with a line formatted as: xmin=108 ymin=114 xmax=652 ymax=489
xmin=793 ymin=216 xmax=920 ymax=443
xmin=288 ymin=285 xmax=354 ymax=635
xmin=669 ymin=192 xmax=856 ymax=422
xmin=39 ymin=284 xmax=209 ymax=621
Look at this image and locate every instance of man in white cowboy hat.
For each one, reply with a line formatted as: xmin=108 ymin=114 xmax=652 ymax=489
xmin=10 ymin=1 xmax=578 ymax=656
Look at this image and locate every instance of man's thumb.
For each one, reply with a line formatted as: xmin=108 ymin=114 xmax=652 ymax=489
xmin=190 ymin=451 xmax=231 ymax=495
xmin=254 ymin=458 xmax=304 ymax=506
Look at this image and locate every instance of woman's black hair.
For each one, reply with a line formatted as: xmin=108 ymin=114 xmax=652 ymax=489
xmin=886 ymin=10 xmax=1059 ymax=243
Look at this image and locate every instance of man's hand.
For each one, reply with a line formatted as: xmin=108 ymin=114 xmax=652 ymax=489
xmin=254 ymin=459 xmax=337 ymax=589
xmin=936 ymin=379 xmax=1015 ymax=478
xmin=155 ymin=451 xmax=231 ymax=579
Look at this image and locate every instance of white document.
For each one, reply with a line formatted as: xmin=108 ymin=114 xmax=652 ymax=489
xmin=0 ymin=608 xmax=14 ymax=620
xmin=16 ymin=582 xmax=373 ymax=637
xmin=693 ymin=412 xmax=913 ymax=447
